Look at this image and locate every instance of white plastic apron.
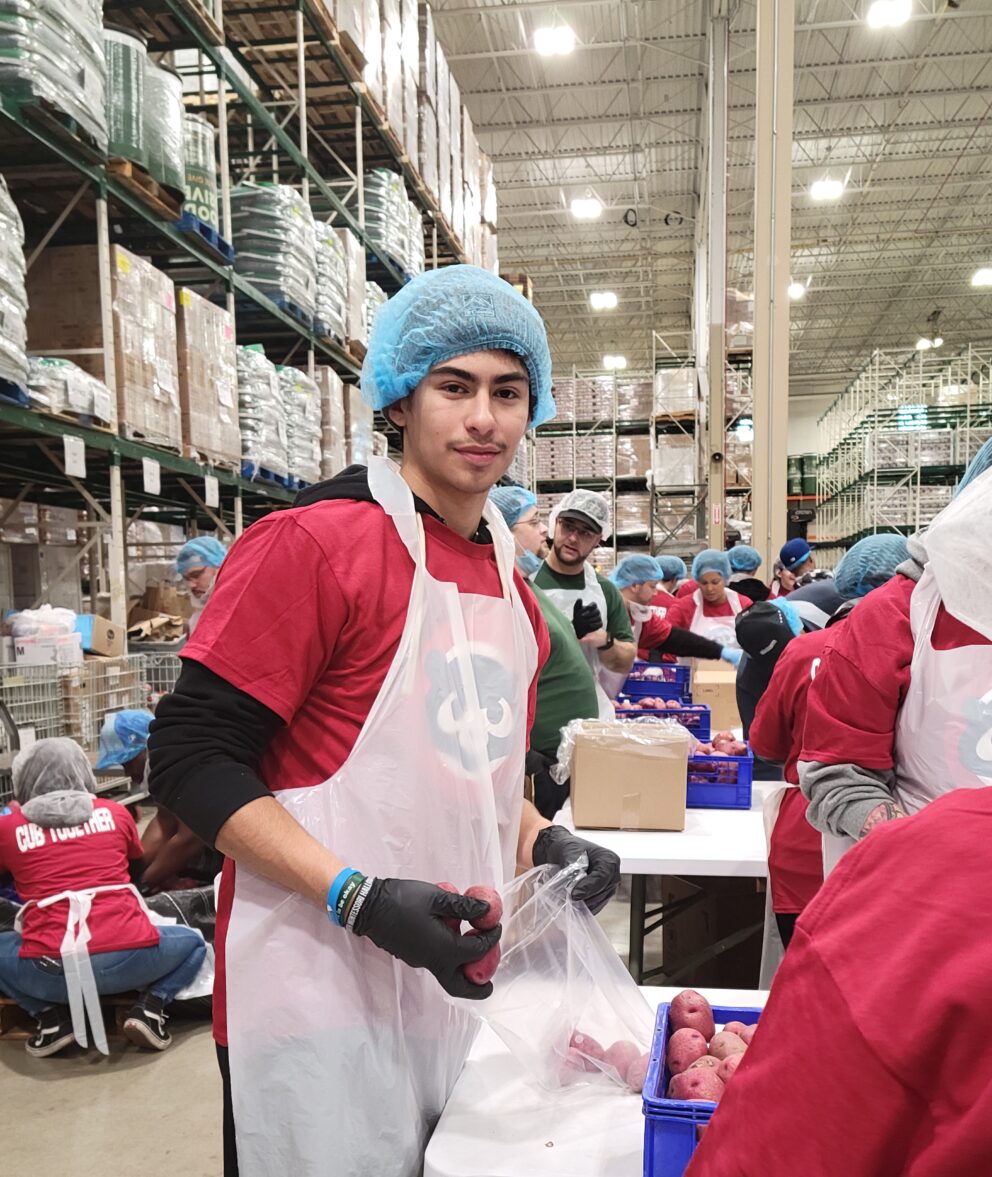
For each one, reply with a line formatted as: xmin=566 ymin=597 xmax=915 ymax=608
xmin=689 ymin=588 xmax=744 ymax=650
xmin=225 ymin=456 xmax=536 ymax=1177
xmin=822 ymin=566 xmax=992 ymax=874
xmin=16 ymin=881 xmax=158 ymax=1055
xmin=758 ymin=784 xmax=791 ymax=988
xmin=530 ymin=560 xmax=616 ymax=716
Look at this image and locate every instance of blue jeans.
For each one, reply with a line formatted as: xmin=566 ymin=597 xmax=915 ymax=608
xmin=0 ymin=927 xmax=206 ymax=1016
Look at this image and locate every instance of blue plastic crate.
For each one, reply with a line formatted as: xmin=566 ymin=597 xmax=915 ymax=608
xmin=643 ymin=1001 xmax=763 ymax=1177
xmin=622 ymin=661 xmax=692 ymax=703
xmin=686 ymin=746 xmax=753 ymax=809
xmin=615 ymin=703 xmax=711 ymax=742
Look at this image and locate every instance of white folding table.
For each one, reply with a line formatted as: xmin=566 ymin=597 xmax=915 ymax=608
xmin=561 ymin=783 xmax=774 ymax=982
xmin=424 ymin=985 xmax=768 ymax=1177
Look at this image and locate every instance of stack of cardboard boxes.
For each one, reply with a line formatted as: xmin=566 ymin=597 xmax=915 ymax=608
xmin=61 ymin=656 xmax=146 ymax=756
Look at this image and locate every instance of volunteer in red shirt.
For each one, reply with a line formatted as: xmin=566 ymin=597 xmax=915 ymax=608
xmin=800 ymin=466 xmax=992 ymax=873
xmin=685 ymin=787 xmax=992 ymax=1176
xmin=650 ymin=554 xmax=686 ymax=610
xmin=767 ymin=559 xmax=798 ymax=598
xmin=608 ymin=555 xmax=741 ymax=667
xmin=0 ymin=738 xmax=205 ymax=1058
xmin=665 ymin=549 xmax=752 ymax=650
xmin=727 ymin=544 xmax=770 ymax=602
xmin=148 ymin=265 xmax=621 ymax=1177
xmin=754 ymin=533 xmax=911 ymax=941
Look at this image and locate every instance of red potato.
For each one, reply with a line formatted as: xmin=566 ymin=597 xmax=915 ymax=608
xmin=436 ymin=881 xmax=462 ymax=933
xmin=604 ymin=1040 xmax=642 ymax=1079
xmin=713 ymin=730 xmax=736 ymax=744
xmin=708 ymin=1031 xmax=747 ymax=1060
xmin=722 ymin=1020 xmax=751 ymax=1038
xmin=669 ymin=989 xmax=716 ymax=1041
xmin=668 ymin=699 xmax=682 ymax=710
xmin=465 ymin=884 xmax=502 ymax=931
xmin=666 ymin=1027 xmax=708 ymax=1075
xmin=716 ymin=1053 xmax=743 ymax=1084
xmin=740 ymin=1022 xmax=758 ymax=1045
xmin=626 ymin=1052 xmax=651 ymax=1094
xmin=668 ymin=1069 xmax=725 ymax=1103
xmin=569 ymin=1031 xmax=606 ymax=1072
xmin=462 ymin=929 xmax=501 ymax=986
xmin=687 ymin=1055 xmax=721 ymax=1071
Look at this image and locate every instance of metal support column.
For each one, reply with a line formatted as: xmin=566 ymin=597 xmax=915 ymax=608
xmin=297 ymin=4 xmax=309 ymax=201
xmin=705 ymin=6 xmax=729 ymax=549
xmin=354 ymin=92 xmax=365 ymax=227
xmin=108 ymin=457 xmax=128 ymax=629
xmin=216 ymin=62 xmax=233 ymax=244
xmin=234 ymin=491 xmax=245 ymax=538
xmin=95 ymin=191 xmax=117 ymax=429
xmin=751 ymin=0 xmax=794 ymax=569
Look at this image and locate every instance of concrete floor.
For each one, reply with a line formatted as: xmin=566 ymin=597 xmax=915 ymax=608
xmin=0 ymin=882 xmax=655 ymax=1176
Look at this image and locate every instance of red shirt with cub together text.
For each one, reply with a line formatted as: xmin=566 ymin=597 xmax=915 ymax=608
xmin=0 ymin=799 xmax=154 ymax=958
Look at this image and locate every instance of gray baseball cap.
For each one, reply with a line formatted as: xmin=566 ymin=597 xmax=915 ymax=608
xmin=552 ymin=489 xmax=612 ymax=540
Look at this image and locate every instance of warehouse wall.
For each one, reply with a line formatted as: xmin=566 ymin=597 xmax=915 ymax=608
xmin=788 ymin=394 xmax=833 ymax=455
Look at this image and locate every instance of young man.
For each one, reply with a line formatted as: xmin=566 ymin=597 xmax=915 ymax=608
xmin=148 ymin=266 xmax=621 ymax=1177
xmin=530 ymin=489 xmax=637 ymax=712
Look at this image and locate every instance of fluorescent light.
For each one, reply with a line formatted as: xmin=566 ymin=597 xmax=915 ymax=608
xmin=590 ymin=290 xmax=618 ymax=311
xmin=866 ymin=0 xmax=911 ymax=28
xmin=932 ymin=335 xmax=943 ymax=348
xmin=534 ymin=25 xmax=575 ymax=56
xmin=810 ymin=177 xmax=844 ymax=201
xmin=788 ymin=281 xmax=806 ymax=301
xmin=916 ymin=337 xmax=932 ymax=351
xmin=971 ymin=267 xmax=992 ymax=287
xmin=570 ymin=196 xmax=603 ymax=220
xmin=603 ymin=354 xmax=627 ymax=370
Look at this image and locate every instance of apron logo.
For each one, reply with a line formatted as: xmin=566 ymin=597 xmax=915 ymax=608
xmin=425 ymin=646 xmax=517 ymax=773
xmin=958 ymin=691 xmax=992 ymax=781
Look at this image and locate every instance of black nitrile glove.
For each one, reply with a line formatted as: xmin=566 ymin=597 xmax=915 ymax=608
xmin=532 ymin=826 xmax=621 ymax=915
xmin=525 ymin=749 xmax=554 ymax=778
xmin=351 ymin=878 xmax=502 ymax=999
xmin=572 ymin=599 xmax=603 ymax=640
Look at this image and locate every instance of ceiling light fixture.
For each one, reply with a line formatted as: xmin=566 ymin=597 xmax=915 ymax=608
xmin=866 ymin=0 xmax=912 ymax=29
xmin=810 ymin=177 xmax=844 ymax=201
xmin=971 ymin=267 xmax=992 ymax=287
xmin=917 ymin=309 xmax=943 ymax=350
xmin=589 ymin=291 xmax=618 ymax=311
xmin=916 ymin=337 xmax=932 ymax=351
xmin=534 ymin=25 xmax=575 ymax=56
xmin=788 ymin=280 xmax=806 ymax=300
xmin=603 ymin=354 xmax=627 ymax=370
xmin=570 ymin=195 xmax=603 ymax=220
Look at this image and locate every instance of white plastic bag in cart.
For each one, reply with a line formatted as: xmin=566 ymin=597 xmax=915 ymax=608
xmin=450 ymin=862 xmax=654 ymax=1093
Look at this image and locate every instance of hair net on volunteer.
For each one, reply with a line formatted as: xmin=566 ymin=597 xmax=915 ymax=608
xmin=176 ymin=535 xmax=227 ymax=576
xmin=13 ymin=737 xmax=97 ymax=828
xmin=549 ymin=488 xmax=612 ymax=540
xmin=609 ymin=555 xmax=662 ymax=589
xmin=728 ymin=545 xmax=762 ymax=574
xmin=834 ymin=534 xmax=910 ymax=599
xmin=955 ymin=436 xmax=992 ymax=497
xmin=359 ymin=265 xmax=555 ymax=428
xmin=488 ymin=486 xmax=538 ymax=529
xmin=95 ymin=709 xmax=154 ymax=771
xmin=691 ymin=549 xmax=732 ymax=583
xmin=656 ymin=555 xmax=687 ymax=583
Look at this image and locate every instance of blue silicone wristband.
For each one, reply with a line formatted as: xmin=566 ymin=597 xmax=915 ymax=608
xmin=326 ymin=868 xmax=360 ymax=927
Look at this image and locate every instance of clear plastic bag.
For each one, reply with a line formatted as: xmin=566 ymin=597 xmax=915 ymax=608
xmin=552 ymin=715 xmax=689 ymax=785
xmin=453 ymin=862 xmax=654 ymax=1093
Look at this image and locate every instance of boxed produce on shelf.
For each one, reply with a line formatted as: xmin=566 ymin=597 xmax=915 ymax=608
xmin=958 ymin=428 xmax=992 ymax=465
xmin=176 ymin=287 xmax=240 ymax=468
xmin=417 ymin=93 xmax=439 ymax=201
xmin=400 ymin=0 xmax=419 ymax=165
xmin=334 ymin=0 xmax=367 ymax=69
xmin=534 ymin=436 xmax=574 ymax=482
xmin=316 ymin=366 xmax=347 ymax=479
xmin=654 ymin=435 xmax=697 ymax=487
xmin=236 ymin=345 xmax=288 ymax=479
xmin=916 ymin=427 xmax=955 ymax=467
xmin=480 ymin=223 xmax=499 ymax=274
xmin=575 ymin=435 xmax=616 ymax=480
xmin=417 ymin=0 xmax=436 ymax=101
xmin=26 ymin=358 xmax=113 ymax=427
xmin=313 ymin=220 xmax=348 ymax=342
xmin=337 ymin=227 xmax=368 ymax=348
xmin=616 ymin=379 xmax=653 ymax=421
xmin=0 ymin=176 xmax=28 ymax=390
xmin=352 ymin=169 xmax=424 ymax=277
xmin=654 ymin=369 xmax=697 ymax=416
xmin=616 ymin=435 xmax=652 ymax=479
xmin=230 ymin=184 xmax=317 ymax=319
xmin=615 ymin=493 xmax=651 ymax=537
xmin=364 ymin=281 xmax=388 ymax=338
xmin=362 ymin=0 xmax=383 ymax=105
xmin=278 ymin=367 xmax=322 ymax=486
xmin=345 ymin=383 xmax=374 ymax=465
xmin=381 ymin=12 xmax=403 ymax=136
xmin=61 ymin=656 xmax=145 ymax=755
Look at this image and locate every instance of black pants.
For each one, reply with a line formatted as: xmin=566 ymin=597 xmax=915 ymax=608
xmin=775 ymin=912 xmax=797 ymax=949
xmin=216 ymin=1043 xmax=239 ymax=1177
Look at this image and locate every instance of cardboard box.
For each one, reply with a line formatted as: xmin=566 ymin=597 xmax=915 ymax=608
xmin=316 ymin=366 xmax=348 ymax=478
xmin=336 ymin=228 xmax=368 ymax=347
xmin=130 ymin=582 xmax=192 ymax=622
xmin=74 ymin=614 xmax=125 ymax=657
xmin=692 ymin=665 xmax=742 ymax=731
xmin=14 ymin=632 xmax=83 ymax=667
xmin=60 ymin=656 xmax=146 ymax=753
xmin=345 ymin=383 xmax=374 ymax=465
xmin=571 ymin=721 xmax=689 ymax=832
xmin=177 ymin=287 xmax=240 ymax=467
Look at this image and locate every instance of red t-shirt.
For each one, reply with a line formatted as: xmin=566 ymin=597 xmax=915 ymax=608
xmin=0 ymin=800 xmax=154 ymax=958
xmin=751 ymin=628 xmax=831 ymax=913
xmin=649 ymin=589 xmax=677 ymax=611
xmin=665 ymin=589 xmax=753 ymax=632
xmin=686 ymin=787 xmax=992 ymax=1177
xmin=636 ymin=610 xmax=674 ymax=656
xmin=675 ymin=579 xmax=698 ymax=599
xmin=183 ymin=499 xmax=550 ymax=1045
xmin=639 ymin=591 xmax=679 ymax=660
xmin=802 ymin=574 xmax=991 ymax=769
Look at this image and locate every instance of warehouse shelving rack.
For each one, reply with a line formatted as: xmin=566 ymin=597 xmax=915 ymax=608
xmin=812 ymin=345 xmax=992 ymax=549
xmin=0 ymin=0 xmax=472 ymax=633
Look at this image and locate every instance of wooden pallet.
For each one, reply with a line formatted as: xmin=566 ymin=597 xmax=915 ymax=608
xmin=20 ymin=97 xmax=105 ymax=164
xmin=183 ymin=444 xmax=240 ymax=472
xmin=346 ymin=338 xmax=368 ymax=364
xmin=119 ymin=421 xmax=184 ymax=453
xmin=41 ymin=407 xmax=114 ymax=434
xmin=107 ymin=159 xmax=183 ymax=222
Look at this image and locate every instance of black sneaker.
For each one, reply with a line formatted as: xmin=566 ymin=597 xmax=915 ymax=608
xmin=123 ymin=995 xmax=172 ymax=1051
xmin=26 ymin=1005 xmax=76 ymax=1058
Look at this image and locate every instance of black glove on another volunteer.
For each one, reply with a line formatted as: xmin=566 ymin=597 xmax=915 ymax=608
xmin=351 ymin=878 xmax=501 ymax=1000
xmin=532 ymin=826 xmax=621 ymax=915
xmin=572 ymin=599 xmax=603 ymax=640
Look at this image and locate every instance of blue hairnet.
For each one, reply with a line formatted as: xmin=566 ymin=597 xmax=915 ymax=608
xmin=656 ymin=555 xmax=687 ymax=582
xmin=488 ymin=486 xmax=537 ymax=529
xmin=691 ymin=549 xmax=732 ymax=583
xmin=956 ymin=437 xmax=992 ymax=497
xmin=360 ymin=265 xmax=555 ymax=428
xmin=609 ymin=556 xmax=662 ymax=589
xmin=834 ymin=534 xmax=910 ymax=599
xmin=770 ymin=597 xmax=803 ymax=636
xmin=94 ymin=710 xmax=153 ymax=771
xmin=728 ymin=545 xmax=762 ymax=573
xmin=176 ymin=536 xmax=227 ymax=576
